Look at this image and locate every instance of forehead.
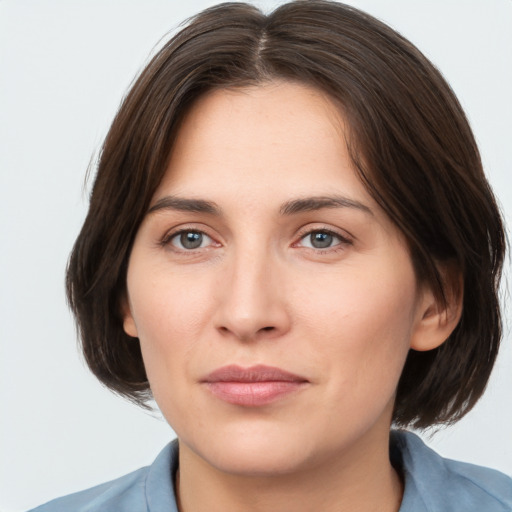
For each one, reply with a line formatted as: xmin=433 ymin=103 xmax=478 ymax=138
xmin=156 ymin=81 xmax=366 ymax=204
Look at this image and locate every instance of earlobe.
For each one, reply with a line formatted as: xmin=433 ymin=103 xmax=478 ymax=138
xmin=120 ymin=297 xmax=139 ymax=338
xmin=410 ymin=269 xmax=463 ymax=352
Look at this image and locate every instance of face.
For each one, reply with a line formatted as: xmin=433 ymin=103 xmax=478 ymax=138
xmin=123 ymin=82 xmax=435 ymax=476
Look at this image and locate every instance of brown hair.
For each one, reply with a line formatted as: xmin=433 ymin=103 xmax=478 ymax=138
xmin=66 ymin=0 xmax=506 ymax=429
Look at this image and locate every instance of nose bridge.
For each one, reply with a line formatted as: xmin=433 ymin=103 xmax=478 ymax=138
xmin=215 ymin=239 xmax=289 ymax=340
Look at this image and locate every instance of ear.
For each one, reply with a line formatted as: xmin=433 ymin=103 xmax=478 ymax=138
xmin=120 ymin=295 xmax=139 ymax=338
xmin=410 ymin=265 xmax=463 ymax=352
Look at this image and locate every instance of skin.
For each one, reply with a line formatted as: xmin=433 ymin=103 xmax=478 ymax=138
xmin=123 ymin=82 xmax=459 ymax=512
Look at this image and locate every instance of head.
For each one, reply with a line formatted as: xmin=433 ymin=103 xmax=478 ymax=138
xmin=67 ymin=0 xmax=505 ymax=437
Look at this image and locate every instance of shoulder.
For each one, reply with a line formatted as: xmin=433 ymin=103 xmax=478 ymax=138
xmin=28 ymin=466 xmax=150 ymax=512
xmin=392 ymin=430 xmax=512 ymax=512
xmin=27 ymin=441 xmax=179 ymax=512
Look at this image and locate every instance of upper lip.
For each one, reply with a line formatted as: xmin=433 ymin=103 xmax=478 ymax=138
xmin=203 ymin=364 xmax=308 ymax=383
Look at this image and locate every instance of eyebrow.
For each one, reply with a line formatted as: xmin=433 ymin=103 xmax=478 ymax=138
xmin=148 ymin=196 xmax=222 ymax=215
xmin=147 ymin=194 xmax=373 ymax=217
xmin=279 ymin=195 xmax=373 ymax=216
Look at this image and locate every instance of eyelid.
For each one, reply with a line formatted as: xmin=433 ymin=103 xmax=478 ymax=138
xmin=296 ymin=224 xmax=353 ymax=241
xmin=170 ymin=231 xmax=213 ymax=250
xmin=158 ymin=223 xmax=353 ymax=253
xmin=293 ymin=224 xmax=354 ymax=250
xmin=160 ymin=224 xmax=221 ymax=250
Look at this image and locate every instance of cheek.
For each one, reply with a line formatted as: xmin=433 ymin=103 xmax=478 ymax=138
xmin=297 ymin=258 xmax=417 ymax=336
xmin=295 ymin=261 xmax=417 ymax=401
xmin=126 ymin=266 xmax=217 ymax=392
xmin=128 ymin=273 xmax=217 ymax=431
xmin=129 ymin=264 xmax=214 ymax=339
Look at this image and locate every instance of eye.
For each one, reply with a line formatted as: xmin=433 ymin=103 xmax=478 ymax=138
xmin=169 ymin=230 xmax=213 ymax=250
xmin=298 ymin=229 xmax=349 ymax=250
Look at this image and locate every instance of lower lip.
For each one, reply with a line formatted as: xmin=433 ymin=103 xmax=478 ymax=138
xmin=205 ymin=381 xmax=307 ymax=406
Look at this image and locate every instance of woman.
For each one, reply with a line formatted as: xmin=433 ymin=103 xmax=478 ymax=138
xmin=29 ymin=1 xmax=511 ymax=511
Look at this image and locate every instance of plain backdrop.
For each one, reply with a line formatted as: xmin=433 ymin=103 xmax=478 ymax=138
xmin=1 ymin=1 xmax=511 ymax=510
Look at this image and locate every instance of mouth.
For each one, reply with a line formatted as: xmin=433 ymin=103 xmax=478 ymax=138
xmin=202 ymin=364 xmax=309 ymax=407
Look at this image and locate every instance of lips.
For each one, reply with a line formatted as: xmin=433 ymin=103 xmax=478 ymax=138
xmin=202 ymin=364 xmax=309 ymax=406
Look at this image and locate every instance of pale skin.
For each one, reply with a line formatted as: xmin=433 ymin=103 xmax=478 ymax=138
xmin=123 ymin=82 xmax=461 ymax=512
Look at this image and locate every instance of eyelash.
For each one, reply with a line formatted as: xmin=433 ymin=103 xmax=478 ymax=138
xmin=160 ymin=227 xmax=218 ymax=252
xmin=294 ymin=226 xmax=353 ymax=252
xmin=160 ymin=226 xmax=353 ymax=254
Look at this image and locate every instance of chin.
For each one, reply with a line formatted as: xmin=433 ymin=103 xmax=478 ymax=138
xmin=184 ymin=424 xmax=316 ymax=477
xmin=209 ymin=442 xmax=309 ymax=477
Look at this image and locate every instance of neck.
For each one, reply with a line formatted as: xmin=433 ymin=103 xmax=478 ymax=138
xmin=176 ymin=429 xmax=403 ymax=512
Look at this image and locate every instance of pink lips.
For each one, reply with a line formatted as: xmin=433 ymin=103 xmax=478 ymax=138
xmin=203 ymin=365 xmax=308 ymax=406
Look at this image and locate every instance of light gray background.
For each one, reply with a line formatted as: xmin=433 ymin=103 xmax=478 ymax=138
xmin=1 ymin=1 xmax=511 ymax=510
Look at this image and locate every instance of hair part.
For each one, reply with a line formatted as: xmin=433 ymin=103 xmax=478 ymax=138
xmin=66 ymin=0 xmax=506 ymax=428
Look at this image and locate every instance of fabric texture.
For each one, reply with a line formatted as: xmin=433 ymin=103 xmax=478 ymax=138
xmin=29 ymin=431 xmax=512 ymax=512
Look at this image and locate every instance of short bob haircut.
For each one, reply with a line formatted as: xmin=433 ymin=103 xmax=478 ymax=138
xmin=66 ymin=0 xmax=505 ymax=429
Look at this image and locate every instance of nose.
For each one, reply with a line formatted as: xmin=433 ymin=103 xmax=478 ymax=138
xmin=213 ymin=247 xmax=291 ymax=342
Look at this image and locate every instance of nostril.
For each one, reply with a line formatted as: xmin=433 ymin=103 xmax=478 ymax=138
xmin=261 ymin=326 xmax=275 ymax=332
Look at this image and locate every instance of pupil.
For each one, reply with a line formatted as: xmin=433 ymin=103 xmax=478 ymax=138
xmin=181 ymin=231 xmax=202 ymax=249
xmin=311 ymin=232 xmax=332 ymax=248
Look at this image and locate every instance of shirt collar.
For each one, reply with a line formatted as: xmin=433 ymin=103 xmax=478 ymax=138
xmin=145 ymin=438 xmax=180 ymax=512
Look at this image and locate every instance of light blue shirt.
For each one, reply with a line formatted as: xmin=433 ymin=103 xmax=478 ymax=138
xmin=29 ymin=431 xmax=512 ymax=511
